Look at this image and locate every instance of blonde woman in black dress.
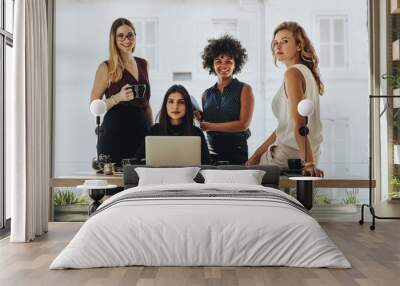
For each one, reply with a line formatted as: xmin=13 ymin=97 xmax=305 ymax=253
xmin=90 ymin=18 xmax=153 ymax=166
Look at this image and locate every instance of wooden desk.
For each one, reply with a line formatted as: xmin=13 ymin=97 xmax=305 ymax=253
xmin=50 ymin=174 xmax=376 ymax=189
xmin=49 ymin=174 xmax=376 ymax=221
xmin=50 ymin=174 xmax=123 ymax=188
xmin=279 ymin=177 xmax=376 ymax=189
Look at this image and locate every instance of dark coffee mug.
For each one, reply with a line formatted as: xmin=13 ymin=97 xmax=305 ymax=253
xmin=288 ymin=159 xmax=303 ymax=170
xmin=132 ymin=84 xmax=146 ymax=99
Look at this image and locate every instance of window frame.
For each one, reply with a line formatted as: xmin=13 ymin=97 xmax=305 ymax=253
xmin=211 ymin=18 xmax=238 ymax=38
xmin=133 ymin=18 xmax=159 ymax=71
xmin=315 ymin=14 xmax=349 ymax=71
xmin=0 ymin=0 xmax=14 ymax=231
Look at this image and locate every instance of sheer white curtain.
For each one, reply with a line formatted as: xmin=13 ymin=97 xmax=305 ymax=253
xmin=10 ymin=0 xmax=50 ymax=242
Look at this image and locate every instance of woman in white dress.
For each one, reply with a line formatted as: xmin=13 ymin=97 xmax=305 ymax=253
xmin=246 ymin=21 xmax=324 ymax=177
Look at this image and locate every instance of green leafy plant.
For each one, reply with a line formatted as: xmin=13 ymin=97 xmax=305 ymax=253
xmin=313 ymin=190 xmax=331 ymax=206
xmin=53 ymin=190 xmax=88 ymax=206
xmin=390 ymin=176 xmax=400 ymax=187
xmin=342 ymin=189 xmax=359 ymax=205
xmin=382 ymin=73 xmax=400 ymax=90
xmin=390 ymin=176 xmax=400 ymax=199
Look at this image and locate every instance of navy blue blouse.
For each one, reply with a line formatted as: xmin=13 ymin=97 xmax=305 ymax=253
xmin=202 ymin=78 xmax=250 ymax=138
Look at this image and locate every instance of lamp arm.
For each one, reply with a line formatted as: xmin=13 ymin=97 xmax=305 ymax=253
xmin=96 ymin=116 xmax=100 ymax=162
xmin=298 ymin=116 xmax=309 ymax=136
xmin=297 ymin=116 xmax=312 ymax=165
xmin=304 ymin=116 xmax=307 ymax=165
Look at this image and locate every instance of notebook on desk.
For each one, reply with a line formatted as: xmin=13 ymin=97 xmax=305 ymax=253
xmin=145 ymin=136 xmax=201 ymax=166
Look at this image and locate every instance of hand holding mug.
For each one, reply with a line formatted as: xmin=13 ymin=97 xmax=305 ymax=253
xmin=115 ymin=84 xmax=134 ymax=103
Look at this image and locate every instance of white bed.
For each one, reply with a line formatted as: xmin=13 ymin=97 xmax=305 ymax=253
xmin=50 ymin=183 xmax=351 ymax=269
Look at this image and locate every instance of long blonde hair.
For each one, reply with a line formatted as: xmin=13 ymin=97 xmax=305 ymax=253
xmin=108 ymin=18 xmax=136 ymax=83
xmin=271 ymin=21 xmax=324 ymax=95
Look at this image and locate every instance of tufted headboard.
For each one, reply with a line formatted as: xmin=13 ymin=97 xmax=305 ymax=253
xmin=123 ymin=164 xmax=281 ymax=189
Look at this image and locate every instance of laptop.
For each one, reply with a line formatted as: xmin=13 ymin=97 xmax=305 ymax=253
xmin=145 ymin=136 xmax=201 ymax=166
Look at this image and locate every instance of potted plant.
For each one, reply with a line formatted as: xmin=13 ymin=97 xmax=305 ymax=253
xmin=382 ymin=73 xmax=400 ymax=102
xmin=53 ymin=188 xmax=89 ymax=221
xmin=311 ymin=189 xmax=358 ymax=215
xmin=390 ymin=176 xmax=400 ymax=200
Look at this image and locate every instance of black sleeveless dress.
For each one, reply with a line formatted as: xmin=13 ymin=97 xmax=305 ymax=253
xmin=202 ymin=78 xmax=250 ymax=165
xmin=97 ymin=57 xmax=151 ymax=166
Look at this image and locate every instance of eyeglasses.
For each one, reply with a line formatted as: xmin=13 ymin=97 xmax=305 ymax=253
xmin=116 ymin=32 xmax=135 ymax=42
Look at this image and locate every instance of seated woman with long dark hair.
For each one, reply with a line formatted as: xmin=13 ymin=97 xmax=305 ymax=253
xmin=136 ymin=85 xmax=211 ymax=164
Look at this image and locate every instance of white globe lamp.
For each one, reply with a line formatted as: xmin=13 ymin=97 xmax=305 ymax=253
xmin=297 ymin=99 xmax=314 ymax=117
xmin=90 ymin=99 xmax=107 ymax=117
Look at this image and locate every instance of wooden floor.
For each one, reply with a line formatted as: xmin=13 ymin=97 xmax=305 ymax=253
xmin=0 ymin=222 xmax=399 ymax=286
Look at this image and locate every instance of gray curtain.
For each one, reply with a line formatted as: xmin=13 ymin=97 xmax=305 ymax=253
xmin=10 ymin=0 xmax=50 ymax=242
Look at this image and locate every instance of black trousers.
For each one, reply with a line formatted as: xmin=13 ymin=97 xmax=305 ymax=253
xmin=207 ymin=134 xmax=248 ymax=165
xmin=97 ymin=104 xmax=147 ymax=166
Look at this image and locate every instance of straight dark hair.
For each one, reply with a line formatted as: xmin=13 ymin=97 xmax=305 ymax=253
xmin=157 ymin=85 xmax=194 ymax=135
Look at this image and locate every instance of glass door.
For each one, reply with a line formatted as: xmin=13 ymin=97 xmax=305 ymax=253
xmin=388 ymin=2 xmax=400 ymax=201
xmin=0 ymin=0 xmax=5 ymax=230
xmin=0 ymin=0 xmax=14 ymax=231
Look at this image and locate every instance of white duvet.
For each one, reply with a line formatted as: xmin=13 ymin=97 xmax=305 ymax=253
xmin=50 ymin=183 xmax=351 ymax=269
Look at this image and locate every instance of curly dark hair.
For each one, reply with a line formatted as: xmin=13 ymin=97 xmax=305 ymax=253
xmin=201 ymin=34 xmax=248 ymax=75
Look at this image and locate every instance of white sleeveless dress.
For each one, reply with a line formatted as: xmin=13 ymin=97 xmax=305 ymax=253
xmin=260 ymin=64 xmax=323 ymax=168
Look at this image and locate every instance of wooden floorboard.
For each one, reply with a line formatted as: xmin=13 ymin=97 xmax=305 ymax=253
xmin=0 ymin=221 xmax=399 ymax=286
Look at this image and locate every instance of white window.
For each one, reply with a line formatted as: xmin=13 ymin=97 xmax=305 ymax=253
xmin=5 ymin=0 xmax=15 ymax=33
xmin=133 ymin=19 xmax=159 ymax=70
xmin=211 ymin=19 xmax=238 ymax=38
xmin=316 ymin=15 xmax=348 ymax=70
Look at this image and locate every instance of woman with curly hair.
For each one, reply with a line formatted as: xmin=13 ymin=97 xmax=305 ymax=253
xmin=246 ymin=22 xmax=324 ymax=177
xmin=200 ymin=34 xmax=254 ymax=165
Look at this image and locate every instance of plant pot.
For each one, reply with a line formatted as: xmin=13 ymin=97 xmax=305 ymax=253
xmin=390 ymin=194 xmax=400 ymax=201
xmin=311 ymin=204 xmax=358 ymax=214
xmin=54 ymin=204 xmax=88 ymax=222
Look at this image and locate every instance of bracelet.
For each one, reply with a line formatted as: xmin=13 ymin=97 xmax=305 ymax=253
xmin=110 ymin=96 xmax=117 ymax=105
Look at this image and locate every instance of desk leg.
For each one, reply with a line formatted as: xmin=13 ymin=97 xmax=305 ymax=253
xmin=88 ymin=189 xmax=105 ymax=215
xmin=296 ymin=181 xmax=313 ymax=210
xmin=49 ymin=187 xmax=54 ymax=222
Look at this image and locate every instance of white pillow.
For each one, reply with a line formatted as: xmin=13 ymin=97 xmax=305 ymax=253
xmin=200 ymin=169 xmax=266 ymax=185
xmin=135 ymin=167 xmax=201 ymax=186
